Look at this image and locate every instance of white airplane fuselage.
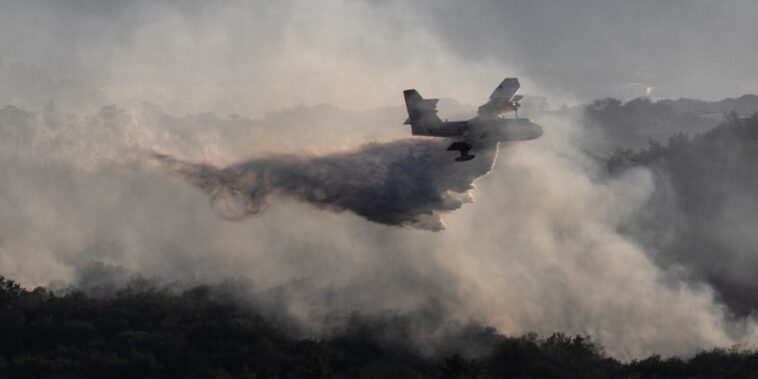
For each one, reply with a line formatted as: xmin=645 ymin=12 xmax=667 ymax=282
xmin=410 ymin=117 xmax=542 ymax=143
xmin=402 ymin=77 xmax=543 ymax=161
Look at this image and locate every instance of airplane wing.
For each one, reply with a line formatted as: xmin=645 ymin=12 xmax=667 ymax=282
xmin=477 ymin=78 xmax=520 ymax=117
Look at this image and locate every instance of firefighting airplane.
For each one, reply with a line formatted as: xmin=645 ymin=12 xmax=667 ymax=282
xmin=403 ymin=78 xmax=543 ymax=161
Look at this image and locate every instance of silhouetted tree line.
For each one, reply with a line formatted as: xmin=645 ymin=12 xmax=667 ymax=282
xmin=584 ymin=96 xmax=758 ymax=148
xmin=2 ymin=276 xmax=758 ymax=378
xmin=606 ymin=112 xmax=758 ymax=171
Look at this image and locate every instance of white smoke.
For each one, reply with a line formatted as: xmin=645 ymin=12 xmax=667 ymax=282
xmin=1 ymin=102 xmax=757 ymax=359
xmin=2 ymin=0 xmax=758 ymax=361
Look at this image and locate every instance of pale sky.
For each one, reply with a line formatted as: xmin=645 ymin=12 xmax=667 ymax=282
xmin=1 ymin=0 xmax=756 ymax=113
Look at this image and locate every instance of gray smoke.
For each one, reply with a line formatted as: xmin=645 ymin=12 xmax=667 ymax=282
xmin=3 ymin=0 xmax=758 ymax=362
xmin=152 ymin=139 xmax=498 ymax=231
xmin=3 ymin=99 xmax=758 ymax=360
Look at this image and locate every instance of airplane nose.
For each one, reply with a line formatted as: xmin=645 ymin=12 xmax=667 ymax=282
xmin=531 ymin=123 xmax=543 ymax=139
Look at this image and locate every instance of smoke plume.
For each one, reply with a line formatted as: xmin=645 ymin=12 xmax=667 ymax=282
xmin=3 ymin=0 xmax=758 ymax=362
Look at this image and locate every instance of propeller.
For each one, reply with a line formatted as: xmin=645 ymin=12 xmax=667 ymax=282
xmin=511 ymin=95 xmax=523 ymax=118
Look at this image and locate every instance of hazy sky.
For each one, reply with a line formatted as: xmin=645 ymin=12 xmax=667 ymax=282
xmin=2 ymin=0 xmax=756 ymax=114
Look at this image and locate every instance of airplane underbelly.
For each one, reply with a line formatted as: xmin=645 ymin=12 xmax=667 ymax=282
xmin=493 ymin=123 xmax=542 ymax=142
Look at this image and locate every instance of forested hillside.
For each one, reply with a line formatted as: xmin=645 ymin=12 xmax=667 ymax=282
xmin=2 ymin=277 xmax=757 ymax=378
xmin=606 ymin=113 xmax=758 ymax=315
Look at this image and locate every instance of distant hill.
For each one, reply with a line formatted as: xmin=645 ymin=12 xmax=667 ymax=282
xmin=665 ymin=94 xmax=758 ymax=116
xmin=583 ymin=95 xmax=758 ymax=149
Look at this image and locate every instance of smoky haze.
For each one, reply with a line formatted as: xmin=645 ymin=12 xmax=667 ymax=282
xmin=1 ymin=0 xmax=758 ymax=362
xmin=3 ymin=0 xmax=757 ymax=112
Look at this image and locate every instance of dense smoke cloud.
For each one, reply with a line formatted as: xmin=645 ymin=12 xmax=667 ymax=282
xmin=2 ymin=0 xmax=758 ymax=363
xmin=152 ymin=140 xmax=498 ymax=230
xmin=4 ymin=99 xmax=758 ymax=359
xmin=0 ymin=0 xmax=508 ymax=115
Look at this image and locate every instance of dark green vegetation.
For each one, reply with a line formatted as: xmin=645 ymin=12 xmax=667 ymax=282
xmin=585 ymin=95 xmax=758 ymax=148
xmin=605 ymin=112 xmax=758 ymax=315
xmin=606 ymin=112 xmax=758 ymax=172
xmin=2 ymin=276 xmax=758 ymax=378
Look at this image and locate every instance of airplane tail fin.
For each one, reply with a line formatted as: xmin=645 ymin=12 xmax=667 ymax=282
xmin=403 ymin=89 xmax=442 ymax=132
